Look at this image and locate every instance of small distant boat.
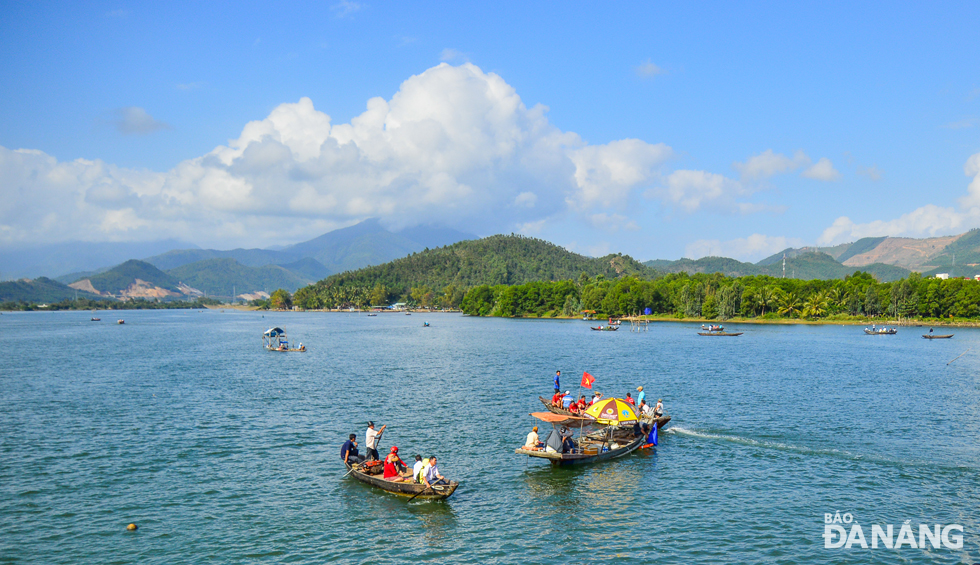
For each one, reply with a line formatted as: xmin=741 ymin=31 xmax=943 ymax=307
xmin=591 ymin=326 xmax=618 ymax=331
xmin=263 ymin=327 xmax=307 ymax=352
xmin=405 ymin=313 xmax=412 ymax=316
xmin=864 ymin=328 xmax=897 ymax=335
xmin=91 ymin=317 xmax=101 ymax=321
xmin=423 ymin=322 xmax=430 ymax=327
xmin=117 ymin=319 xmax=125 ymax=324
xmin=367 ymin=313 xmax=378 ymax=317
xmin=701 ymin=324 xmax=725 ymax=332
xmin=346 ymin=461 xmax=458 ymax=500
xmin=922 ymin=334 xmax=954 ymax=339
xmin=697 ymin=331 xmax=742 ymax=336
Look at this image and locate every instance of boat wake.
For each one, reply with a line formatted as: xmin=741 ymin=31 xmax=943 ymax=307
xmin=666 ymin=427 xmax=979 ymax=474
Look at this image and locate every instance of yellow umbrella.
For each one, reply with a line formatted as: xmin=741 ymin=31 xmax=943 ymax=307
xmin=584 ymin=398 xmax=638 ymax=425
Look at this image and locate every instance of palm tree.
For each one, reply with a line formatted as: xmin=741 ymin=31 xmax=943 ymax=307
xmin=778 ymin=292 xmax=802 ymax=317
xmin=802 ymin=292 xmax=828 ymax=319
xmin=756 ymin=285 xmax=779 ymax=316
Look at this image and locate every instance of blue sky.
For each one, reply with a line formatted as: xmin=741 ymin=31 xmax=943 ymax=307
xmin=2 ymin=1 xmax=979 ymax=262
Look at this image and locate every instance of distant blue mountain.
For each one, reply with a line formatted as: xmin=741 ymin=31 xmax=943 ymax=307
xmin=0 ymin=239 xmax=195 ymax=280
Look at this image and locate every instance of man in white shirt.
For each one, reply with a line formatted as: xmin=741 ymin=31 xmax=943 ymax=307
xmin=423 ymin=456 xmax=447 ymax=487
xmin=654 ymin=399 xmax=664 ymax=418
xmin=412 ymin=455 xmax=425 ymax=483
xmin=365 ymin=421 xmax=386 ymax=461
xmin=639 ymin=400 xmax=653 ymax=417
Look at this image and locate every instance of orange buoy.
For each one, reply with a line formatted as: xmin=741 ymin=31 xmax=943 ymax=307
xmin=126 ymin=523 xmax=138 ymax=531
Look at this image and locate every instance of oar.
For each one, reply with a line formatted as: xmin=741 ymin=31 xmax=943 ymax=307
xmin=407 ymin=484 xmax=432 ymax=502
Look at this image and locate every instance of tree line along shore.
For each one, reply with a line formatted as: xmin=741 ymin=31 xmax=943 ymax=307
xmin=265 ymin=270 xmax=980 ymax=325
xmin=9 ymin=269 xmax=980 ymax=328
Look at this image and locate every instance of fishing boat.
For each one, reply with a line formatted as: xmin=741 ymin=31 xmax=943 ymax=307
xmin=922 ymin=334 xmax=954 ymax=339
xmin=591 ymin=326 xmax=618 ymax=331
xmin=91 ymin=317 xmax=101 ymax=321
xmin=537 ymin=396 xmax=670 ymax=429
xmin=117 ymin=319 xmax=125 ymax=324
xmin=701 ymin=324 xmax=724 ymax=332
xmin=515 ymin=405 xmax=653 ymax=466
xmin=367 ymin=313 xmax=378 ymax=317
xmin=346 ymin=461 xmax=458 ymax=500
xmin=263 ymin=327 xmax=307 ymax=352
xmin=864 ymin=328 xmax=897 ymax=335
xmin=697 ymin=331 xmax=742 ymax=336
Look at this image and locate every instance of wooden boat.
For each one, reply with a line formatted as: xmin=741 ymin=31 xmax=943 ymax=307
xmin=864 ymin=328 xmax=897 ymax=335
xmin=591 ymin=326 xmax=618 ymax=331
xmin=537 ymin=397 xmax=670 ymax=429
xmin=922 ymin=334 xmax=954 ymax=339
xmin=346 ymin=461 xmax=458 ymax=500
xmin=516 ymin=421 xmax=649 ymax=466
xmin=263 ymin=327 xmax=307 ymax=352
xmin=697 ymin=331 xmax=742 ymax=336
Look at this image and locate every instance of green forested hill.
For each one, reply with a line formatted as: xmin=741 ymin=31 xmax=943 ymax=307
xmin=645 ymin=252 xmax=910 ymax=282
xmin=0 ymin=277 xmax=105 ymax=303
xmin=86 ymin=260 xmax=181 ymax=294
xmin=645 ymin=256 xmax=759 ymax=277
xmin=296 ymin=235 xmax=654 ymax=308
xmin=167 ymin=258 xmax=312 ymax=294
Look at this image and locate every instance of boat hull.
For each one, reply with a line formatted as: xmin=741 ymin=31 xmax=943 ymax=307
xmin=922 ymin=334 xmax=954 ymax=339
xmin=347 ymin=464 xmax=458 ymax=500
xmin=515 ymin=431 xmax=648 ymax=466
xmin=864 ymin=329 xmax=897 ymax=335
xmin=697 ymin=332 xmax=742 ymax=336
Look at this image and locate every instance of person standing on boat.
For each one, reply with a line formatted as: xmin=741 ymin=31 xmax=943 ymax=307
xmin=554 ymin=370 xmax=561 ymax=393
xmin=423 ymin=456 xmax=447 ymax=487
xmin=341 ymin=433 xmax=361 ymax=467
xmin=636 ymin=386 xmax=645 ymax=407
xmin=364 ymin=421 xmax=386 ymax=461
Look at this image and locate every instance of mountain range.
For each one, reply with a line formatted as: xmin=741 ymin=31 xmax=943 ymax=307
xmin=6 ymin=225 xmax=980 ymax=305
xmin=0 ymin=220 xmax=474 ymax=300
xmin=646 ymin=229 xmax=980 ymax=282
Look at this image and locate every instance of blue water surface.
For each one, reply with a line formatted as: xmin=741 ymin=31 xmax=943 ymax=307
xmin=1 ymin=310 xmax=978 ymax=564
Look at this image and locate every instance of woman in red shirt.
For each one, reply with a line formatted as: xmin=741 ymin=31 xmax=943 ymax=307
xmin=383 ymin=446 xmax=408 ymax=481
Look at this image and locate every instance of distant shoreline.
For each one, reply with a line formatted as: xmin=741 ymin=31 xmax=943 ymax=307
xmin=200 ymin=305 xmax=980 ymax=328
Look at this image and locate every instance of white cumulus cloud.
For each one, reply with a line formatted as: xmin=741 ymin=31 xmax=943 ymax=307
xmin=818 ymin=151 xmax=980 ymax=244
xmin=647 ymin=170 xmax=747 ymax=213
xmin=733 ymin=149 xmax=810 ymax=180
xmin=802 ymin=157 xmax=841 ymax=181
xmin=0 ymin=63 xmax=675 ymax=248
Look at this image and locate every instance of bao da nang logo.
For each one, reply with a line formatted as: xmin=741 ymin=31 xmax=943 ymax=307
xmin=823 ymin=512 xmax=963 ymax=549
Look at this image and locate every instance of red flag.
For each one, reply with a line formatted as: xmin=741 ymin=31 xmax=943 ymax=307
xmin=581 ymin=371 xmax=595 ymax=389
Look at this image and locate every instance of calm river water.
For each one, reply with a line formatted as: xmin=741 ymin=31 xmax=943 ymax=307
xmin=1 ymin=310 xmax=978 ymax=563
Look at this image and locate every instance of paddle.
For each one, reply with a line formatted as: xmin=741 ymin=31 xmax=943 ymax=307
xmin=407 ymin=484 xmax=432 ymax=502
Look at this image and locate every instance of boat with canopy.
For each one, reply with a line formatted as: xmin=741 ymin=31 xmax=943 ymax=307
xmin=516 ymin=399 xmax=655 ymax=466
xmin=263 ymin=327 xmax=306 ymax=352
xmin=537 ymin=396 xmax=671 ymax=429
